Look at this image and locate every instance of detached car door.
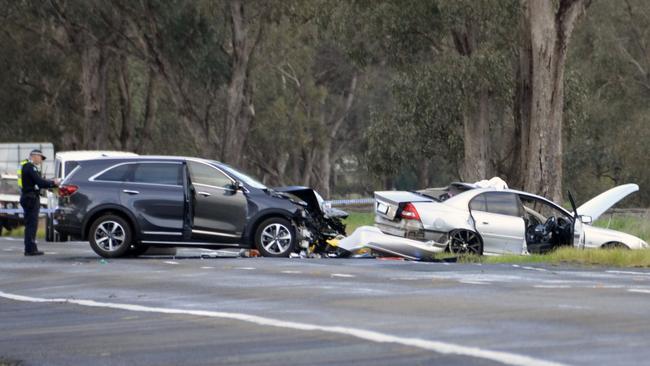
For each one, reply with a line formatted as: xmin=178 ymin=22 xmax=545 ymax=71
xmin=187 ymin=161 xmax=247 ymax=243
xmin=470 ymin=192 xmax=526 ymax=254
xmin=118 ymin=162 xmax=186 ymax=240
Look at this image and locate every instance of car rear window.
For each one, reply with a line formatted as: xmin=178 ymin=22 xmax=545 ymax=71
xmin=132 ymin=163 xmax=182 ymax=186
xmin=484 ymin=192 xmax=521 ymax=217
xmin=469 ymin=195 xmax=487 ymax=212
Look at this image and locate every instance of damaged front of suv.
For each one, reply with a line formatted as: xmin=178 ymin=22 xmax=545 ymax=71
xmin=275 ymin=186 xmax=348 ymax=256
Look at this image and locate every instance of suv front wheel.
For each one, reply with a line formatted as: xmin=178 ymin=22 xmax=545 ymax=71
xmin=89 ymin=214 xmax=133 ymax=258
xmin=254 ymin=217 xmax=296 ymax=257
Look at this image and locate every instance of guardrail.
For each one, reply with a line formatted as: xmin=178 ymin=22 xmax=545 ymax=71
xmin=325 ymin=198 xmax=375 ymax=207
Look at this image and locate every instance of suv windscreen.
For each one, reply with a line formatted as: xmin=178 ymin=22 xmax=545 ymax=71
xmin=216 ymin=163 xmax=267 ymax=190
xmin=188 ymin=161 xmax=232 ymax=188
xmin=132 ymin=163 xmax=183 ymax=185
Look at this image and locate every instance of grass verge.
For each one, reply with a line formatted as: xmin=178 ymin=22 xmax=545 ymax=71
xmin=456 ymin=247 xmax=650 ymax=267
xmin=0 ymin=226 xmax=45 ymax=239
xmin=342 ymin=211 xmax=374 ymax=234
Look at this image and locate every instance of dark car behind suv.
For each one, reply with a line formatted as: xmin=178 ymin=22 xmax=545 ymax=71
xmin=54 ymin=156 xmax=346 ymax=258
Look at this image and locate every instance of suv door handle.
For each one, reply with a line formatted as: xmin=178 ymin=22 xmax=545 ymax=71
xmin=197 ymin=191 xmax=211 ymax=197
xmin=122 ymin=189 xmax=140 ymax=195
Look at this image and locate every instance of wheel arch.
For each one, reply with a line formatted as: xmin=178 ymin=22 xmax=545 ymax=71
xmin=244 ymin=209 xmax=296 ymax=246
xmin=600 ymin=241 xmax=630 ymax=250
xmin=82 ymin=204 xmax=140 ymax=241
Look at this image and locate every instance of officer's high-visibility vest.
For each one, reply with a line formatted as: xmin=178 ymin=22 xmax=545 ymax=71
xmin=17 ymin=159 xmax=29 ymax=189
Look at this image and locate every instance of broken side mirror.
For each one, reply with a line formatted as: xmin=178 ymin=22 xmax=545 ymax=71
xmin=580 ymin=215 xmax=592 ymax=224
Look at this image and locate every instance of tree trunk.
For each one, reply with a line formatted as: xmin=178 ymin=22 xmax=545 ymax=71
xmin=461 ymin=88 xmax=490 ymax=181
xmin=222 ymin=0 xmax=258 ymax=166
xmin=137 ymin=68 xmax=159 ymax=154
xmin=510 ymin=25 xmax=532 ymax=189
xmin=80 ymin=44 xmax=110 ymax=149
xmin=416 ymin=160 xmax=430 ymax=188
xmin=117 ymin=54 xmax=134 ymax=151
xmin=520 ymin=0 xmax=590 ymax=202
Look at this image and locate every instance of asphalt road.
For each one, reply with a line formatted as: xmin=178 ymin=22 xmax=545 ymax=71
xmin=1 ymin=238 xmax=650 ymax=366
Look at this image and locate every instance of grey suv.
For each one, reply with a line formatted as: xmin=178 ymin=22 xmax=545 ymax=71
xmin=54 ymin=156 xmax=346 ymax=258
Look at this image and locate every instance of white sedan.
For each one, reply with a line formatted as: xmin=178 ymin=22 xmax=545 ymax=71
xmin=339 ymin=183 xmax=647 ymax=259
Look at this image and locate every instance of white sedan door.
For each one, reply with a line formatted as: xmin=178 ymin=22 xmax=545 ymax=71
xmin=470 ymin=192 xmax=526 ymax=254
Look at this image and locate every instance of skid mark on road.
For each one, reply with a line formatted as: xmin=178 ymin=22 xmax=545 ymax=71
xmin=0 ymin=291 xmax=568 ymax=366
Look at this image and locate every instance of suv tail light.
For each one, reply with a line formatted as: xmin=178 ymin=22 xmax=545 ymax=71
xmin=58 ymin=184 xmax=79 ymax=197
xmin=400 ymin=202 xmax=421 ymax=221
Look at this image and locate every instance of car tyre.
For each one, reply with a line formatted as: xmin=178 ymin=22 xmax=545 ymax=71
xmin=254 ymin=217 xmax=296 ymax=257
xmin=89 ymin=214 xmax=133 ymax=258
xmin=448 ymin=230 xmax=483 ymax=255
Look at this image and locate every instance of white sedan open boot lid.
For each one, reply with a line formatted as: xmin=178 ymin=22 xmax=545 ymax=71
xmin=577 ymin=184 xmax=639 ymax=221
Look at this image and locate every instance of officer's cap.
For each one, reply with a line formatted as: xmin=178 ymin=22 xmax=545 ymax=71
xmin=29 ymin=149 xmax=47 ymax=160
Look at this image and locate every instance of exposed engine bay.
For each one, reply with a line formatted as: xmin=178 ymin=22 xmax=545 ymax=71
xmin=274 ymin=186 xmax=347 ymax=256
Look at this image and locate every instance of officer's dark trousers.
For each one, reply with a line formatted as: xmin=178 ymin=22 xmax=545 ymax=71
xmin=20 ymin=193 xmax=40 ymax=253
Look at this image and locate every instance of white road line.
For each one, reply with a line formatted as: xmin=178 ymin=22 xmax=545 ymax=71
xmin=235 ymin=267 xmax=256 ymax=270
xmin=533 ymin=285 xmax=572 ymax=289
xmin=628 ymin=289 xmax=650 ymax=294
xmin=607 ymin=270 xmax=650 ymax=277
xmin=0 ymin=291 xmax=567 ymax=366
xmin=459 ymin=280 xmax=490 ymax=285
xmin=163 ymin=261 xmax=179 ymax=265
xmin=521 ymin=266 xmax=548 ymax=272
xmin=281 ymin=270 xmax=302 ymax=274
xmin=200 ymin=266 xmax=214 ymax=269
xmin=331 ymin=273 xmax=355 ymax=278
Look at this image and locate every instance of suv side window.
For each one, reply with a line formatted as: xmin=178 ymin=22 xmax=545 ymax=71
xmin=484 ymin=192 xmax=521 ymax=217
xmin=64 ymin=161 xmax=79 ymax=179
xmin=132 ymin=163 xmax=182 ymax=186
xmin=94 ymin=164 xmax=133 ymax=182
xmin=188 ymin=161 xmax=232 ymax=188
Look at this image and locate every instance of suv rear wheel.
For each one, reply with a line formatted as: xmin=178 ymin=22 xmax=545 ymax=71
xmin=255 ymin=217 xmax=296 ymax=257
xmin=89 ymin=214 xmax=133 ymax=258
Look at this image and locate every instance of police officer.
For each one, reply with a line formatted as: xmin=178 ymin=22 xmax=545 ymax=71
xmin=19 ymin=149 xmax=60 ymax=256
